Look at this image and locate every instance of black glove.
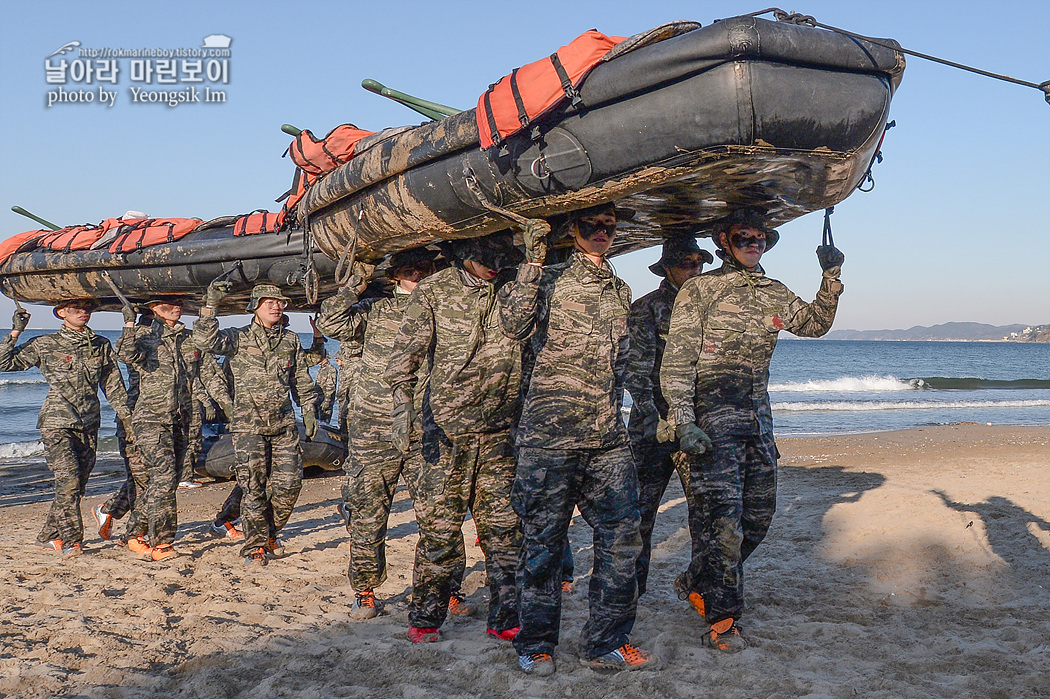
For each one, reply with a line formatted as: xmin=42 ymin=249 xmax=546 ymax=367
xmin=205 ymin=280 xmax=233 ymax=308
xmin=121 ymin=304 xmax=137 ymax=325
xmin=816 ymin=245 xmax=845 ymax=272
xmin=391 ymin=401 xmax=415 ymax=455
xmin=676 ymin=423 xmax=713 ymax=455
xmin=303 ymin=408 xmax=318 ymax=441
xmin=11 ymin=309 xmax=30 ymax=333
xmin=522 ymin=218 xmax=551 ymax=264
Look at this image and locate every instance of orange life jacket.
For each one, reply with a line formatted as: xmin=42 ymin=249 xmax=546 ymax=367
xmin=476 ymin=29 xmax=625 ymax=149
xmin=288 ymin=124 xmax=375 ymax=176
xmin=106 ymin=218 xmax=201 ymax=253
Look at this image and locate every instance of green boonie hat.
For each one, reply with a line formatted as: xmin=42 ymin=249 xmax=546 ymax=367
xmin=385 ymin=247 xmax=439 ymax=279
xmin=144 ymin=295 xmax=185 ymax=307
xmin=52 ymin=298 xmax=99 ymax=318
xmin=451 ymin=230 xmax=523 ymax=271
xmin=648 ymin=236 xmax=715 ymax=276
xmin=716 ymin=207 xmax=780 ymax=250
xmin=246 ymin=283 xmax=291 ymax=312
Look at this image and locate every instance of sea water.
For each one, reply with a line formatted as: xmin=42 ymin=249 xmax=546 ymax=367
xmin=2 ymin=331 xmax=1049 ymax=460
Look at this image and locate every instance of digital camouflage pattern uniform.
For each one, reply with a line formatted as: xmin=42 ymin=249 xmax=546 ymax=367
xmin=332 ymin=343 xmax=361 ymax=438
xmin=193 ymin=312 xmax=319 ymax=557
xmin=384 ymin=264 xmax=523 ymax=633
xmin=102 ymin=366 xmax=141 ymax=522
xmin=116 ymin=319 xmax=199 ymax=547
xmin=625 ymin=277 xmax=702 ymax=596
xmin=0 ymin=326 xmax=130 ymax=546
xmin=317 ymin=285 xmax=465 ymax=594
xmin=500 ymin=251 xmax=642 ymax=660
xmin=314 ymin=358 xmax=337 ymax=424
xmin=661 ymin=257 xmax=843 ymax=625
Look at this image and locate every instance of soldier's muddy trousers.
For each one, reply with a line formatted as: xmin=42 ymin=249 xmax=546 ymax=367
xmin=232 ymin=428 xmax=302 ymax=557
xmin=681 ymin=431 xmax=777 ymax=625
xmin=124 ymin=416 xmax=191 ymax=547
xmin=410 ymin=429 xmax=520 ymax=632
xmin=345 ymin=441 xmax=426 ymax=591
xmin=634 ymin=441 xmax=701 ymax=597
xmin=512 ymin=445 xmax=642 ymax=659
xmin=38 ymin=429 xmax=97 ymax=546
xmin=103 ymin=421 xmax=143 ymax=521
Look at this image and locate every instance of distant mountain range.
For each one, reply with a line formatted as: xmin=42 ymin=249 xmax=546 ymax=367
xmin=823 ymin=322 xmax=1041 ymax=342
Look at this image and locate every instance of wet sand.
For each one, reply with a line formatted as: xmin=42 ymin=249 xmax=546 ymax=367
xmin=2 ymin=423 xmax=1048 ymax=698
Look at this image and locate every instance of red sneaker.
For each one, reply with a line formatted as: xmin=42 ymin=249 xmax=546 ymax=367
xmin=407 ymin=626 xmax=441 ymax=643
xmin=487 ymin=626 xmax=520 ymax=642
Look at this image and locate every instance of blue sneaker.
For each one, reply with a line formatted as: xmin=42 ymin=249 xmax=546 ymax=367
xmin=518 ymin=652 xmax=555 ymax=676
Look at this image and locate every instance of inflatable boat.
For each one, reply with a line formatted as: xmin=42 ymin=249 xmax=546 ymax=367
xmin=199 ymin=422 xmax=346 ymax=480
xmin=0 ymin=215 xmax=338 ymax=314
xmin=297 ymin=14 xmax=904 ymax=261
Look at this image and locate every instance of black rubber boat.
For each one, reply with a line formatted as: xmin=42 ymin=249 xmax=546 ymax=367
xmin=0 ymin=216 xmax=338 ymax=314
xmin=199 ymin=422 xmax=346 ymax=480
xmin=298 ymin=14 xmax=904 ymax=261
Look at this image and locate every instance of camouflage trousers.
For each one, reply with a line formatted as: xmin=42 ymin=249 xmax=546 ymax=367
xmin=512 ymin=445 xmax=642 ymax=659
xmin=679 ymin=431 xmax=778 ymax=625
xmin=344 ymin=440 xmax=429 ymax=592
xmin=232 ymin=428 xmax=302 ymax=557
xmin=214 ymin=484 xmax=242 ymax=526
xmin=410 ymin=428 xmax=521 ymax=631
xmin=181 ymin=400 xmax=205 ymax=483
xmin=38 ymin=428 xmax=98 ymax=546
xmin=103 ymin=420 xmax=145 ymax=520
xmin=634 ymin=441 xmax=701 ymax=597
xmin=123 ymin=415 xmax=191 ymax=547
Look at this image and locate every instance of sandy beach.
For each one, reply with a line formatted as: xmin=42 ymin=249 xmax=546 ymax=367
xmin=2 ymin=423 xmax=1048 ymax=698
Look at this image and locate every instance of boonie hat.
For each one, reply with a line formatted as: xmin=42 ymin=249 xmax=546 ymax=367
xmin=246 ymin=283 xmax=291 ymax=312
xmin=648 ymin=236 xmax=715 ymax=276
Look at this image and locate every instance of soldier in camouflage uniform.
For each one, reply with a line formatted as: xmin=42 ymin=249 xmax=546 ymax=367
xmin=114 ymin=297 xmax=199 ymax=561
xmin=500 ymin=204 xmax=655 ymax=675
xmin=661 ymin=208 xmax=844 ymax=651
xmin=314 ymin=357 xmax=337 ymax=424
xmin=626 ymin=237 xmax=713 ymax=596
xmin=1 ymin=299 xmax=131 ymax=557
xmin=92 ymin=309 xmax=148 ymax=542
xmin=192 ymin=282 xmax=320 ymax=566
xmin=317 ymin=248 xmax=469 ymax=620
xmin=384 ymin=231 xmax=524 ymax=644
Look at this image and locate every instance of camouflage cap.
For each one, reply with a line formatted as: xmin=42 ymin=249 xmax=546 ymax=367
xmin=144 ymin=295 xmax=185 ymax=307
xmin=716 ymin=207 xmax=780 ymax=250
xmin=648 ymin=236 xmax=714 ymax=276
xmin=385 ymin=247 xmax=439 ymax=279
xmin=451 ymin=230 xmax=523 ymax=271
xmin=246 ymin=283 xmax=291 ymax=312
xmin=52 ymin=298 xmax=99 ymax=318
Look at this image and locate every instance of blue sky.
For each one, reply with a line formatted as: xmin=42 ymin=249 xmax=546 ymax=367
xmin=1 ymin=0 xmax=1047 ymax=331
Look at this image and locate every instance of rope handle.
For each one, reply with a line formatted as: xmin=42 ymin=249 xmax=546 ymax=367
xmin=822 ymin=207 xmax=835 ymax=248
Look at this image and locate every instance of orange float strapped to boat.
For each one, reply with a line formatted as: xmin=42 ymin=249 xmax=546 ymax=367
xmin=288 ymin=124 xmax=375 ymax=176
xmin=476 ymin=29 xmax=625 ymax=149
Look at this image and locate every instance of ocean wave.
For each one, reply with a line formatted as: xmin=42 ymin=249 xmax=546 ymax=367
xmin=772 ymin=399 xmax=1050 ymax=413
xmin=0 ymin=440 xmax=44 ymax=459
xmin=770 ymin=375 xmax=911 ymax=392
xmin=0 ymin=376 xmax=47 ymax=386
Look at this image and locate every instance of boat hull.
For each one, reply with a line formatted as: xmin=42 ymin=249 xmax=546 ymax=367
xmin=300 ymin=15 xmax=903 ymax=260
xmin=0 ymin=222 xmax=338 ymax=314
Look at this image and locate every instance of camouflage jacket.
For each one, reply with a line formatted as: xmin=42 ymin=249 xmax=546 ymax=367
xmin=0 ymin=326 xmax=130 ymax=431
xmin=319 ymin=286 xmax=425 ymax=443
xmin=314 ymin=359 xmax=337 ymax=422
xmin=116 ymin=320 xmax=197 ymax=422
xmin=192 ymin=313 xmax=319 ymax=435
xmin=194 ymin=352 xmax=232 ymax=411
xmin=500 ymin=252 xmax=632 ymax=450
xmin=624 ymin=277 xmax=678 ymax=443
xmin=661 ymin=261 xmax=843 ymax=436
xmin=385 ymin=265 xmax=522 ymax=437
